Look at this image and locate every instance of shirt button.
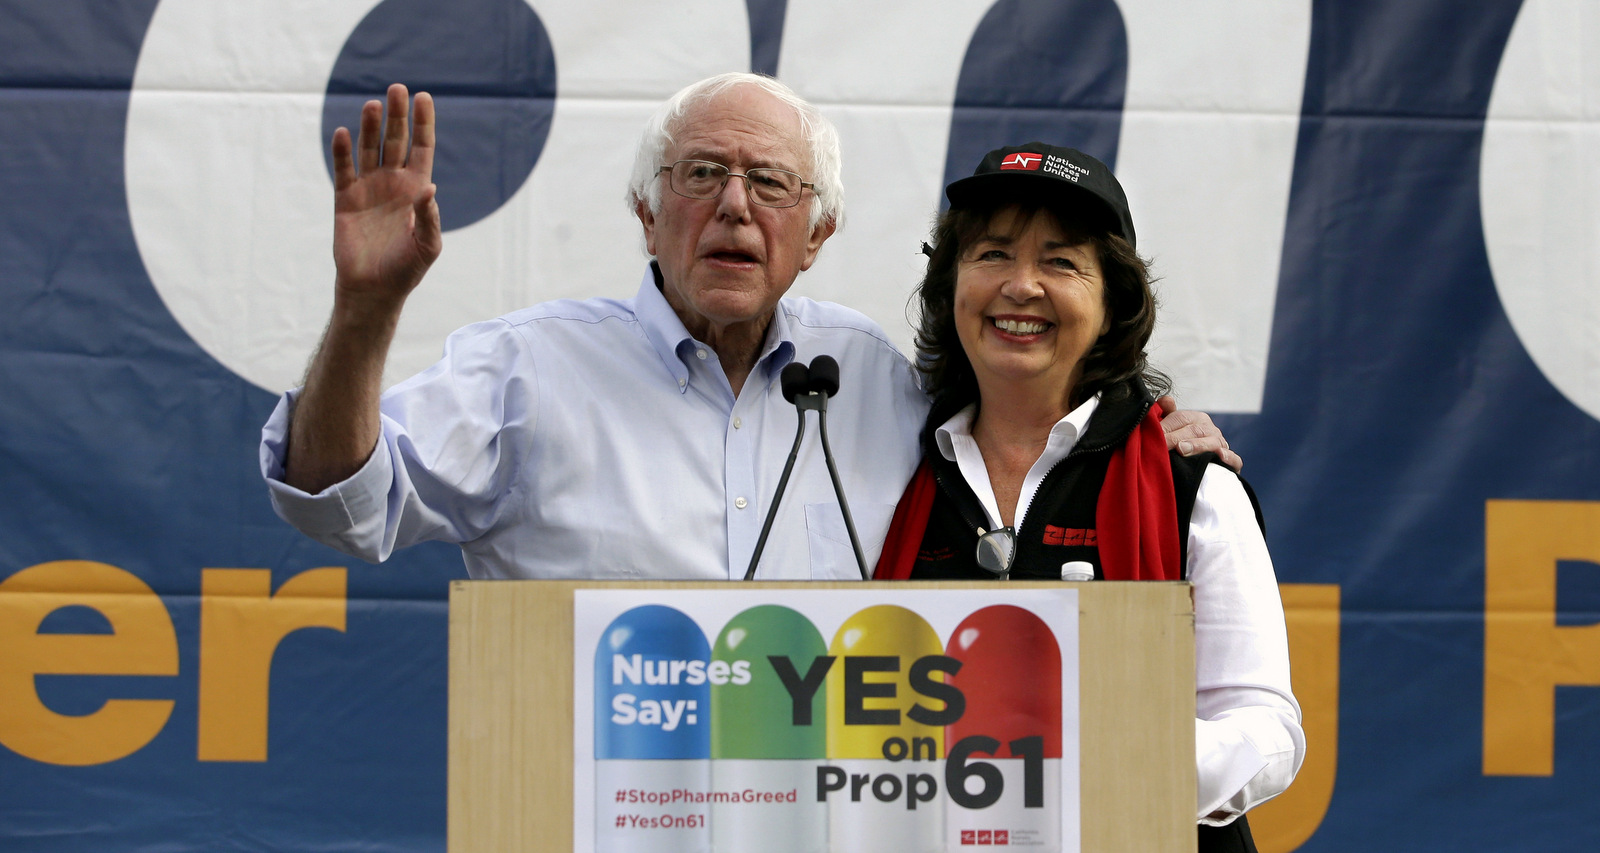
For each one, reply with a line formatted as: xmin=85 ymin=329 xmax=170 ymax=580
xmin=696 ymin=349 xmax=708 ymax=360
xmin=678 ymin=378 xmax=686 ymax=387
xmin=735 ymin=497 xmax=748 ymax=509
xmin=733 ymin=417 xmax=742 ymax=429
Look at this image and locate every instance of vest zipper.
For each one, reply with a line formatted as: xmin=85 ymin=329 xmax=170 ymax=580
xmin=924 ymin=392 xmax=1155 ymax=580
xmin=1012 ymin=396 xmax=1154 ymax=549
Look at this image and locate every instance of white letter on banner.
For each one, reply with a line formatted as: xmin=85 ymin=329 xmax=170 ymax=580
xmin=613 ymin=653 xmax=641 ymax=685
xmin=126 ymin=0 xmax=748 ymax=393
xmin=1481 ymin=0 xmax=1600 ymax=421
xmin=776 ymin=0 xmax=998 ymax=355
xmin=780 ymin=1 xmax=1309 ymax=413
xmin=1116 ymin=0 xmax=1311 ymax=413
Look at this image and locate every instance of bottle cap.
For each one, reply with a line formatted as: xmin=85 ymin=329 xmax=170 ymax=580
xmin=1060 ymin=561 xmax=1094 ymax=582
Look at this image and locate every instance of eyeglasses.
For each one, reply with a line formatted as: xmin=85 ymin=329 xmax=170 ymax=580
xmin=975 ymin=527 xmax=1016 ymax=579
xmin=659 ymin=160 xmax=813 ymax=209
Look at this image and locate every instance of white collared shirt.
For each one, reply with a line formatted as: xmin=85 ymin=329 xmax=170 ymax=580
xmin=933 ymin=397 xmax=1305 ymax=824
xmin=935 ymin=396 xmax=1101 ymax=532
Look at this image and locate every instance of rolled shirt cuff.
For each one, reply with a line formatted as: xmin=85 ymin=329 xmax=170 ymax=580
xmin=260 ymin=389 xmax=392 ymax=542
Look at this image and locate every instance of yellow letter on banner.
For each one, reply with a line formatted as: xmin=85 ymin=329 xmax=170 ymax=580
xmin=1484 ymin=500 xmax=1600 ymax=776
xmin=0 ymin=561 xmax=177 ymax=765
xmin=197 ymin=568 xmax=346 ymax=762
xmin=1249 ymin=583 xmax=1339 ymax=853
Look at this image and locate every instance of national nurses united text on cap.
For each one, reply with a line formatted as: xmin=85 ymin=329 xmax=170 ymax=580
xmin=946 ymin=142 xmax=1137 ymax=248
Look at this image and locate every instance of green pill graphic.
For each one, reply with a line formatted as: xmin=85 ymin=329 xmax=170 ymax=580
xmin=711 ymin=604 xmax=828 ymax=759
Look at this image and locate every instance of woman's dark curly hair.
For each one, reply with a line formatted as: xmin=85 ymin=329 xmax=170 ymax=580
xmin=913 ymin=187 xmax=1168 ymax=425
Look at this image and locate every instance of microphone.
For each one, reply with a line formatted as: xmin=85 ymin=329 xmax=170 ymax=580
xmin=808 ymin=355 xmax=839 ymax=397
xmin=780 ymin=361 xmax=810 ymax=403
xmin=807 ymin=356 xmax=870 ymax=580
xmin=745 ymin=362 xmax=813 ymax=580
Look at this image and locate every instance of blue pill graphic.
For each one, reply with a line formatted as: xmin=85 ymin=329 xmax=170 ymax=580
xmin=594 ymin=605 xmax=711 ymax=759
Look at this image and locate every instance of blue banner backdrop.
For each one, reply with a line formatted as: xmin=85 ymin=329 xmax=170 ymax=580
xmin=2 ymin=1 xmax=1598 ymax=850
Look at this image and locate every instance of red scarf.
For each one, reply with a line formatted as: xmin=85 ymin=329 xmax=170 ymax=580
xmin=874 ymin=406 xmax=1180 ymax=581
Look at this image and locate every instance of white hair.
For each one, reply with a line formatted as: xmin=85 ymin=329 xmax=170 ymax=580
xmin=626 ymin=72 xmax=844 ymax=231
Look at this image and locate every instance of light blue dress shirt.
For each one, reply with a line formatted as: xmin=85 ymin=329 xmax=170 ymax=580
xmin=261 ymin=267 xmax=929 ymax=580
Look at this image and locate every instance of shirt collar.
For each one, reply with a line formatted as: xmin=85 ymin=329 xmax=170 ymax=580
xmin=935 ymin=393 xmax=1103 ymax=463
xmin=633 ymin=263 xmax=796 ymax=393
xmin=934 ymin=404 xmax=978 ymax=462
xmin=758 ymin=303 xmax=798 ymax=382
xmin=634 ymin=263 xmax=692 ymax=392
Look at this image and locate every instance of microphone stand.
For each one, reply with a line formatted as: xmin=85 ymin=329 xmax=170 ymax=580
xmin=815 ymin=399 xmax=870 ymax=580
xmin=744 ymin=362 xmax=811 ymax=580
xmin=743 ymin=356 xmax=869 ymax=581
xmin=806 ymin=356 xmax=870 ymax=580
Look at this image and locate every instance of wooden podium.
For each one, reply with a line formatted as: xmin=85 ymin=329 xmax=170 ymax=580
xmin=448 ymin=581 xmax=1195 ymax=852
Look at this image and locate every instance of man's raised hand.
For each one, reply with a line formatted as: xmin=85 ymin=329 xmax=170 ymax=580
xmin=330 ymin=84 xmax=441 ymax=310
xmin=284 ymin=85 xmax=437 ymax=494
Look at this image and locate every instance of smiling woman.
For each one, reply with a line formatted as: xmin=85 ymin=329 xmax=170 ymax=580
xmin=952 ymin=207 xmax=1113 ymax=414
xmin=913 ymin=149 xmax=1160 ymax=434
xmin=875 ymin=143 xmax=1303 ymax=853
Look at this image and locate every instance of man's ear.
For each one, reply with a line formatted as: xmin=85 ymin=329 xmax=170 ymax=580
xmin=635 ymin=198 xmax=657 ymax=256
xmin=799 ymin=217 xmax=838 ymax=271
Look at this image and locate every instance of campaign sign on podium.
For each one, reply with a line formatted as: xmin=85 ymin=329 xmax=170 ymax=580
xmin=449 ymin=582 xmax=1194 ymax=853
xmin=576 ymin=588 xmax=1076 ymax=852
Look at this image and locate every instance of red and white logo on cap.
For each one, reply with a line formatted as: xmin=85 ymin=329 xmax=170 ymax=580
xmin=999 ymin=152 xmax=1043 ymax=171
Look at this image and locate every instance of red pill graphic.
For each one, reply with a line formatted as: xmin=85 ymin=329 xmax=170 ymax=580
xmin=944 ymin=605 xmax=1063 ymax=850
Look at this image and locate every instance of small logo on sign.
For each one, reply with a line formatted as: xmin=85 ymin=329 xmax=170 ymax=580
xmin=1000 ymin=153 xmax=1043 ymax=171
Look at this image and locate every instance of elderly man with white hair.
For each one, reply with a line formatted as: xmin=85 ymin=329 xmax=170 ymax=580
xmin=261 ymin=72 xmax=1232 ymax=580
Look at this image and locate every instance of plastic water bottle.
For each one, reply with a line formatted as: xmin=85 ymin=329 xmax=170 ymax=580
xmin=1060 ymin=561 xmax=1094 ymax=582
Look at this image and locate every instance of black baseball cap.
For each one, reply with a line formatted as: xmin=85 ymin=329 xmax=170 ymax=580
xmin=945 ymin=143 xmax=1136 ymax=248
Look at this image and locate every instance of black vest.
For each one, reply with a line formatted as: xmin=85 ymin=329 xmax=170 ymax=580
xmin=908 ymin=386 xmax=1227 ymax=581
xmin=909 ymin=384 xmax=1262 ymax=853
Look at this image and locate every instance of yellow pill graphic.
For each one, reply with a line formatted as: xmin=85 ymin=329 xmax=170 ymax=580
xmin=826 ymin=604 xmax=947 ymax=760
